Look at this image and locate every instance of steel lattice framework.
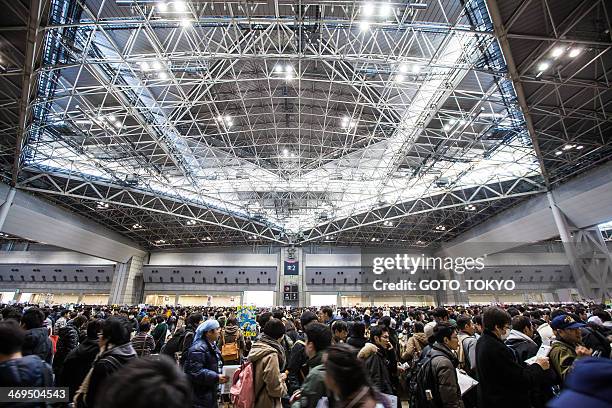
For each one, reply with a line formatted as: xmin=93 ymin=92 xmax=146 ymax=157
xmin=1 ymin=0 xmax=609 ymax=248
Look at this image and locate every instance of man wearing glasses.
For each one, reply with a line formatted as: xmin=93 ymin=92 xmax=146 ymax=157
xmin=476 ymin=307 xmax=550 ymax=408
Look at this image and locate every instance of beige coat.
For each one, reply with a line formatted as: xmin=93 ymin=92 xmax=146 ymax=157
xmin=248 ymin=340 xmax=288 ymax=408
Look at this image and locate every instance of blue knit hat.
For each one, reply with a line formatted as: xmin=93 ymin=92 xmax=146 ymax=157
xmin=548 ymin=357 xmax=612 ymax=408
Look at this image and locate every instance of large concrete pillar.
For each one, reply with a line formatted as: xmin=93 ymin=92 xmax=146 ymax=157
xmin=548 ymin=192 xmax=612 ymax=301
xmin=109 ymin=255 xmax=145 ymax=305
xmin=0 ymin=188 xmax=16 ymax=231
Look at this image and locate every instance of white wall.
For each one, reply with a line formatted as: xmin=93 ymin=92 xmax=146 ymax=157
xmin=0 ymin=251 xmax=115 ymax=265
xmin=305 ymin=253 xmax=362 ymax=267
xmin=148 ymin=252 xmax=278 ymax=266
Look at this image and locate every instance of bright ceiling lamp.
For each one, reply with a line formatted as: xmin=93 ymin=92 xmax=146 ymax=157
xmin=157 ymin=2 xmax=168 ymax=12
xmin=274 ymin=64 xmax=284 ymax=73
xmin=359 ymin=21 xmax=370 ymax=31
xmin=139 ymin=61 xmax=150 ymax=71
xmin=537 ymin=61 xmax=550 ymax=71
xmin=379 ymin=3 xmax=392 ymax=17
xmin=412 ymin=65 xmax=421 ymax=73
xmin=158 ymin=71 xmax=168 ymax=79
xmin=180 ymin=18 xmax=191 ymax=28
xmin=551 ymin=46 xmax=564 ymax=58
xmin=398 ymin=63 xmax=408 ymax=73
xmin=362 ymin=2 xmax=375 ymax=16
xmin=151 ymin=61 xmax=162 ymax=71
xmin=568 ymin=48 xmax=581 ymax=58
xmin=173 ymin=1 xmax=187 ymax=12
xmin=395 ymin=74 xmax=405 ymax=83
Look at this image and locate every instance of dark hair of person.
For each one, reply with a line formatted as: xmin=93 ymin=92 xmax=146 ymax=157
xmin=369 ymin=325 xmax=388 ymax=342
xmin=258 ymin=311 xmax=273 ymax=328
xmin=483 ymin=307 xmax=511 ymax=331
xmin=378 ymin=316 xmax=391 ymax=328
xmin=349 ymin=321 xmax=366 ymax=337
xmin=511 ymin=315 xmax=533 ymax=333
xmin=413 ymin=321 xmax=424 ymax=333
xmin=186 ymin=313 xmax=203 ymax=328
xmin=21 ymin=308 xmax=45 ymax=330
xmin=331 ymin=320 xmax=348 ymax=334
xmin=300 ymin=311 xmax=318 ymax=329
xmin=506 ymin=307 xmax=520 ymax=317
xmin=433 ymin=322 xmax=456 ymax=343
xmin=87 ymin=319 xmax=103 ymax=340
xmin=432 ymin=307 xmax=449 ymax=319
xmin=325 ymin=343 xmax=374 ymax=400
xmin=156 ymin=315 xmax=166 ymax=324
xmin=263 ymin=318 xmax=286 ymax=340
xmin=321 ymin=307 xmax=334 ymax=319
xmin=139 ymin=320 xmax=151 ymax=333
xmin=101 ymin=316 xmax=132 ymax=345
xmin=72 ymin=315 xmax=88 ymax=329
xmin=305 ymin=323 xmax=332 ymax=352
xmin=97 ymin=355 xmax=191 ymax=408
xmin=227 ymin=316 xmax=238 ymax=326
xmin=272 ymin=309 xmax=284 ymax=320
xmin=0 ymin=320 xmax=25 ymax=355
xmin=473 ymin=314 xmax=482 ymax=326
xmin=1 ymin=306 xmax=22 ymax=322
xmin=456 ymin=316 xmax=472 ymax=331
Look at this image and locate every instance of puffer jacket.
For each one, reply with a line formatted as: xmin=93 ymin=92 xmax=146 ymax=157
xmin=53 ymin=322 xmax=80 ymax=373
xmin=22 ymin=327 xmax=53 ymax=364
xmin=183 ymin=328 xmax=222 ymax=408
xmin=0 ymin=355 xmax=53 ymax=407
xmin=428 ymin=343 xmax=464 ymax=408
xmin=248 ymin=336 xmax=287 ymax=408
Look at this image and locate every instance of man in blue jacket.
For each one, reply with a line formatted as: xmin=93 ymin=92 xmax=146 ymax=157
xmin=183 ymin=319 xmax=229 ymax=408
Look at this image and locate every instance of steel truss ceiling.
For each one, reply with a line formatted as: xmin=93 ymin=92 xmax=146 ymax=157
xmin=5 ymin=0 xmax=607 ymax=248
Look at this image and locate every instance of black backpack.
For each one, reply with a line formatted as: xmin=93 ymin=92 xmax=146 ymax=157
xmin=408 ymin=350 xmax=442 ymax=408
xmin=160 ymin=327 xmax=187 ymax=357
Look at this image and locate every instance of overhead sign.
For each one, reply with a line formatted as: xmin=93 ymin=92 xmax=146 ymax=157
xmin=284 ymin=260 xmax=299 ymax=275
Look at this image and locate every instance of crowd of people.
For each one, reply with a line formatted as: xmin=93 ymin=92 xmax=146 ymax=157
xmin=0 ymin=301 xmax=611 ymax=408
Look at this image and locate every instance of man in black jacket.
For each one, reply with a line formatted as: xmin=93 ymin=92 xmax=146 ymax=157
xmin=505 ymin=315 xmax=539 ymax=362
xmin=287 ymin=311 xmax=318 ymax=394
xmin=74 ymin=316 xmax=137 ymax=408
xmin=57 ymin=319 xmax=102 ymax=400
xmin=476 ymin=307 xmax=550 ymax=408
xmin=358 ymin=325 xmax=394 ymax=395
xmin=21 ymin=307 xmax=53 ymax=364
xmin=427 ymin=322 xmax=464 ymax=408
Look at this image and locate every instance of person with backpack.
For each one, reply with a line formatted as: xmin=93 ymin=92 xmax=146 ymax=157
xmin=287 ymin=311 xmax=318 ymax=394
xmin=401 ymin=321 xmax=428 ymax=363
xmin=161 ymin=313 xmax=203 ymax=364
xmin=73 ymin=316 xmax=137 ymax=408
xmin=247 ymin=318 xmax=288 ymax=408
xmin=456 ymin=316 xmax=477 ymax=377
xmin=290 ymin=322 xmax=333 ymax=408
xmin=131 ymin=319 xmax=155 ymax=357
xmin=183 ymin=319 xmax=228 ymax=408
xmin=220 ymin=316 xmax=244 ymax=365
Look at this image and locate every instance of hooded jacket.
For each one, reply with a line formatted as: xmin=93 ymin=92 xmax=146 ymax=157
xmin=183 ymin=325 xmax=222 ymax=408
xmin=22 ymin=327 xmax=53 ymax=364
xmin=53 ymin=322 xmax=80 ymax=373
xmin=220 ymin=324 xmax=244 ymax=363
xmin=290 ymin=351 xmax=333 ymax=408
xmin=83 ymin=342 xmax=137 ymax=408
xmin=57 ymin=337 xmax=99 ymax=400
xmin=505 ymin=329 xmax=539 ymax=363
xmin=358 ymin=342 xmax=394 ymax=395
xmin=402 ymin=332 xmax=428 ymax=361
xmin=248 ymin=336 xmax=288 ymax=408
xmin=0 ymin=355 xmax=53 ymax=407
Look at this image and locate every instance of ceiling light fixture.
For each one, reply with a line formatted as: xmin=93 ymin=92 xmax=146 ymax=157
xmin=151 ymin=61 xmax=162 ymax=71
xmin=139 ymin=61 xmax=150 ymax=71
xmin=158 ymin=71 xmax=168 ymax=79
xmin=132 ymin=224 xmax=142 ymax=229
xmin=362 ymin=2 xmax=375 ymax=16
xmin=554 ymin=151 xmax=563 ymax=156
xmin=551 ymin=46 xmax=564 ymax=58
xmin=180 ymin=18 xmax=191 ymax=28
xmin=157 ymin=2 xmax=168 ymax=12
xmin=379 ymin=3 xmax=392 ymax=17
xmin=576 ymin=145 xmax=584 ymax=150
xmin=398 ymin=63 xmax=408 ymax=73
xmin=537 ymin=61 xmax=550 ymax=71
xmin=274 ymin=64 xmax=284 ymax=73
xmin=412 ymin=65 xmax=421 ymax=73
xmin=568 ymin=48 xmax=581 ymax=58
xmin=173 ymin=0 xmax=187 ymax=12
xmin=435 ymin=225 xmax=446 ymax=231
xmin=395 ymin=74 xmax=405 ymax=82
xmin=359 ymin=21 xmax=370 ymax=31
xmin=464 ymin=204 xmax=476 ymax=211
xmin=186 ymin=219 xmax=197 ymax=225
xmin=563 ymin=144 xmax=575 ymax=150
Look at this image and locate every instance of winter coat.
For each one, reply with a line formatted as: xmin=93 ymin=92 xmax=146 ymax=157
xmin=248 ymin=336 xmax=288 ymax=408
xmin=358 ymin=343 xmax=394 ymax=395
xmin=476 ymin=330 xmax=546 ymax=408
xmin=53 ymin=322 xmax=80 ymax=373
xmin=428 ymin=343 xmax=464 ymax=408
xmin=131 ymin=332 xmax=156 ymax=357
xmin=505 ymin=330 xmax=539 ymax=363
xmin=581 ymin=324 xmax=611 ymax=358
xmin=183 ymin=337 xmax=222 ymax=408
xmin=22 ymin=327 xmax=53 ymax=364
xmin=291 ymin=351 xmax=331 ymax=408
xmin=151 ymin=322 xmax=168 ymax=353
xmin=0 ymin=355 xmax=53 ymax=408
xmin=549 ymin=338 xmax=579 ymax=384
xmin=402 ymin=332 xmax=428 ymax=361
xmin=56 ymin=337 xmax=99 ymax=400
xmin=220 ymin=324 xmax=245 ymax=364
xmin=287 ymin=339 xmax=308 ymax=394
xmin=82 ymin=342 xmax=137 ymax=408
